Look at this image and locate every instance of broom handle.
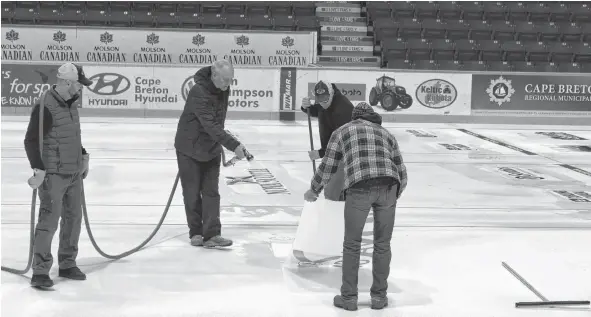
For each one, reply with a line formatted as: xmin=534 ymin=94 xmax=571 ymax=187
xmin=306 ymin=107 xmax=316 ymax=174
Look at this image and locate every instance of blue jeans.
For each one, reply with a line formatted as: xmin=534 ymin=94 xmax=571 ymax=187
xmin=340 ymin=183 xmax=399 ymax=300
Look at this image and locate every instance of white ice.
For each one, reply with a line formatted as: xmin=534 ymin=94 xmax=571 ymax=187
xmin=2 ymin=116 xmax=591 ymax=317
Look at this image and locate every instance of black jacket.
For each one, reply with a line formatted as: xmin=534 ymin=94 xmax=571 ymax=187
xmin=174 ymin=66 xmax=240 ymax=162
xmin=301 ymin=84 xmax=354 ymax=158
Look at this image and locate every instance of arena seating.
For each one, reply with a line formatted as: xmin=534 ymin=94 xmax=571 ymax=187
xmin=2 ymin=1 xmax=590 ymax=72
xmin=368 ymin=1 xmax=591 ymax=72
xmin=1 ymin=1 xmax=319 ymax=31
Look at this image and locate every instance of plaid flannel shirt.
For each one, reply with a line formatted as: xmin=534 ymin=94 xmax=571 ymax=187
xmin=310 ymin=119 xmax=408 ymax=197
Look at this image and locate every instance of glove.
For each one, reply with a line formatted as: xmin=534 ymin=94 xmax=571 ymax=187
xmin=81 ymin=154 xmax=89 ymax=179
xmin=304 ymin=189 xmax=318 ymax=202
xmin=234 ymin=144 xmax=247 ymax=160
xmin=301 ymin=97 xmax=312 ymax=109
xmin=308 ymin=150 xmax=320 ymax=161
xmin=27 ymin=168 xmax=46 ymax=189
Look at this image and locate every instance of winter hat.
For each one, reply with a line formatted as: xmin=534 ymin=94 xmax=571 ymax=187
xmin=352 ymin=102 xmax=375 ymax=120
xmin=313 ymin=80 xmax=334 ymax=103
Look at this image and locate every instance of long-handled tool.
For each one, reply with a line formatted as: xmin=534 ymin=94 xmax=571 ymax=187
xmin=306 ymin=107 xmax=316 ymax=174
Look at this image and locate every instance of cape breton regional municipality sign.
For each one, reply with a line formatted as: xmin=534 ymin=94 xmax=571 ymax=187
xmin=471 ymin=74 xmax=591 ymax=117
xmin=1 ymin=26 xmax=316 ymax=67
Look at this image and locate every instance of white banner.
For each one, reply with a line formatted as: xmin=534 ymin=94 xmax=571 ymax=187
xmin=295 ymin=69 xmax=473 ymax=115
xmin=82 ymin=66 xmax=280 ymax=112
xmin=1 ymin=25 xmax=316 ymax=67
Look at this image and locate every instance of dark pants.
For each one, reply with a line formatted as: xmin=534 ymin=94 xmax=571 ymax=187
xmin=341 ymin=182 xmax=399 ymax=300
xmin=176 ymin=151 xmax=222 ymax=241
xmin=33 ymin=172 xmax=83 ymax=275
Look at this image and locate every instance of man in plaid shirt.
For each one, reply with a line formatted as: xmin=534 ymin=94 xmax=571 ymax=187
xmin=304 ymin=102 xmax=408 ymax=311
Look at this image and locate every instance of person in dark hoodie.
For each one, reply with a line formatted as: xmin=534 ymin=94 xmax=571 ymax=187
xmin=304 ymin=102 xmax=408 ymax=312
xmin=174 ymin=60 xmax=249 ymax=248
xmin=301 ymin=80 xmax=354 ymax=201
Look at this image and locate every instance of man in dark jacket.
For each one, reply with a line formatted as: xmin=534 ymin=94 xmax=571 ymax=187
xmin=23 ymin=62 xmax=92 ymax=288
xmin=304 ymin=102 xmax=408 ymax=311
xmin=174 ymin=60 xmax=248 ymax=248
xmin=301 ymin=80 xmax=354 ymax=200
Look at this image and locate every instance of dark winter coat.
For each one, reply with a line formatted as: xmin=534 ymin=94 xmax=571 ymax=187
xmin=301 ymin=84 xmax=354 ymax=158
xmin=174 ymin=66 xmax=240 ymax=162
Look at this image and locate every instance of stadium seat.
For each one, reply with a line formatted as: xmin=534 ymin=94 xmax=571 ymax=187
xmin=573 ymin=43 xmax=591 ymax=63
xmin=538 ymin=23 xmax=561 ymax=42
xmin=478 ymin=40 xmax=503 ymax=61
xmin=549 ymin=42 xmax=575 ymax=63
xmin=386 ymin=59 xmax=413 ymax=70
xmin=398 ymin=18 xmax=422 ymax=39
xmin=293 ymin=2 xmax=316 ymax=17
xmin=488 ymin=61 xmax=514 ymax=72
xmin=36 ymin=1 xmax=61 ymax=25
xmin=483 ymin=2 xmax=507 ymax=21
xmin=367 ymin=2 xmax=391 ymax=20
xmin=512 ymin=61 xmax=538 ymax=72
xmin=454 ymin=39 xmax=479 ymax=61
xmin=2 ymin=2 xmax=14 ymax=24
xmin=225 ymin=14 xmax=249 ymax=30
xmin=559 ymin=22 xmax=583 ymax=43
xmin=249 ymin=15 xmax=273 ymax=30
xmin=414 ymin=1 xmax=438 ymax=20
xmin=199 ymin=13 xmax=225 ymax=29
xmin=296 ymin=15 xmax=318 ymax=31
xmin=571 ymin=3 xmax=591 ymax=24
xmin=528 ymin=2 xmax=551 ymax=22
xmin=506 ymin=2 xmax=528 ymax=22
xmin=437 ymin=2 xmax=462 ymax=20
xmin=391 ymin=1 xmax=415 ymax=19
xmin=557 ymin=62 xmax=582 ymax=73
xmin=245 ymin=2 xmax=269 ymax=16
xmin=548 ymin=2 xmax=572 ymax=22
xmin=421 ymin=19 xmax=446 ymax=39
xmin=503 ymin=41 xmax=527 ymax=62
xmin=13 ymin=1 xmax=37 ymax=24
xmin=413 ymin=60 xmax=438 ymax=70
xmin=526 ymin=42 xmax=551 ymax=62
xmin=268 ymin=2 xmax=292 ymax=17
xmin=468 ymin=20 xmax=493 ymax=40
xmin=437 ymin=60 xmax=463 ymax=71
xmin=273 ymin=15 xmax=295 ymax=31
xmin=406 ymin=39 xmax=431 ymax=61
xmin=460 ymin=2 xmax=484 ymax=21
xmin=382 ymin=38 xmax=407 ymax=61
xmin=60 ymin=1 xmax=84 ymax=25
xmin=430 ymin=39 xmax=455 ymax=60
xmin=462 ymin=60 xmax=488 ymax=71
xmin=492 ymin=20 xmax=516 ymax=41
xmin=444 ymin=19 xmax=471 ymax=40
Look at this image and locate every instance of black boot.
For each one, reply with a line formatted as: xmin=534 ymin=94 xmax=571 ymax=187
xmin=31 ymin=274 xmax=54 ymax=288
xmin=58 ymin=267 xmax=86 ymax=280
xmin=333 ymin=295 xmax=358 ymax=311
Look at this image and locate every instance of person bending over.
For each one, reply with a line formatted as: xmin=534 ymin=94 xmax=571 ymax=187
xmin=304 ymin=102 xmax=408 ymax=311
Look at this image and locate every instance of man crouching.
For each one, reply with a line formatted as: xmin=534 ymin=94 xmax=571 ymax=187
xmin=304 ymin=102 xmax=408 ymax=311
xmin=174 ymin=60 xmax=249 ymax=248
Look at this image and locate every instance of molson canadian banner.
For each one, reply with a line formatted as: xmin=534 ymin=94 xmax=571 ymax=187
xmin=81 ymin=65 xmax=280 ymax=111
xmin=1 ymin=25 xmax=316 ymax=67
xmin=294 ymin=68 xmax=472 ymax=115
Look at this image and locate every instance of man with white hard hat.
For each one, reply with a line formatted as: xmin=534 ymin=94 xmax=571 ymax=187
xmin=23 ymin=62 xmax=93 ymax=289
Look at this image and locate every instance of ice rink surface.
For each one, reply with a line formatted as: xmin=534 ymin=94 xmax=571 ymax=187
xmin=1 ymin=116 xmax=591 ymax=317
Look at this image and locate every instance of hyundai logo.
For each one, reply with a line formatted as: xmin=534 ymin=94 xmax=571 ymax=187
xmin=181 ymin=76 xmax=195 ymax=101
xmin=87 ymin=73 xmax=131 ymax=96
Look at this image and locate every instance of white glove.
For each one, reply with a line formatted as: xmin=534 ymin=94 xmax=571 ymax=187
xmin=301 ymin=97 xmax=312 ymax=109
xmin=28 ymin=168 xmax=46 ymax=189
xmin=234 ymin=144 xmax=247 ymax=159
xmin=308 ymin=150 xmax=321 ymax=160
xmin=81 ymin=154 xmax=89 ymax=179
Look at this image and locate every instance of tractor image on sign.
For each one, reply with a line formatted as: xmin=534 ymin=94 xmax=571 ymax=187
xmin=368 ymin=75 xmax=413 ymax=111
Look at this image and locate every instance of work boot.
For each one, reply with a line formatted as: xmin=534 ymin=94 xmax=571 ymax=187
xmin=371 ymin=296 xmax=388 ymax=310
xmin=58 ymin=267 xmax=86 ymax=280
xmin=203 ymin=235 xmax=233 ymax=248
xmin=31 ymin=274 xmax=54 ymax=288
xmin=333 ymin=295 xmax=358 ymax=311
xmin=190 ymin=235 xmax=203 ymax=246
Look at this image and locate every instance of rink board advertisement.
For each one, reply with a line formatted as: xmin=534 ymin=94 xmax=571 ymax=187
xmin=1 ymin=25 xmax=316 ymax=67
xmin=471 ymin=74 xmax=591 ymax=117
xmin=1 ymin=63 xmax=82 ymax=108
xmin=294 ymin=69 xmax=472 ymax=115
xmin=82 ymin=66 xmax=280 ymax=111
